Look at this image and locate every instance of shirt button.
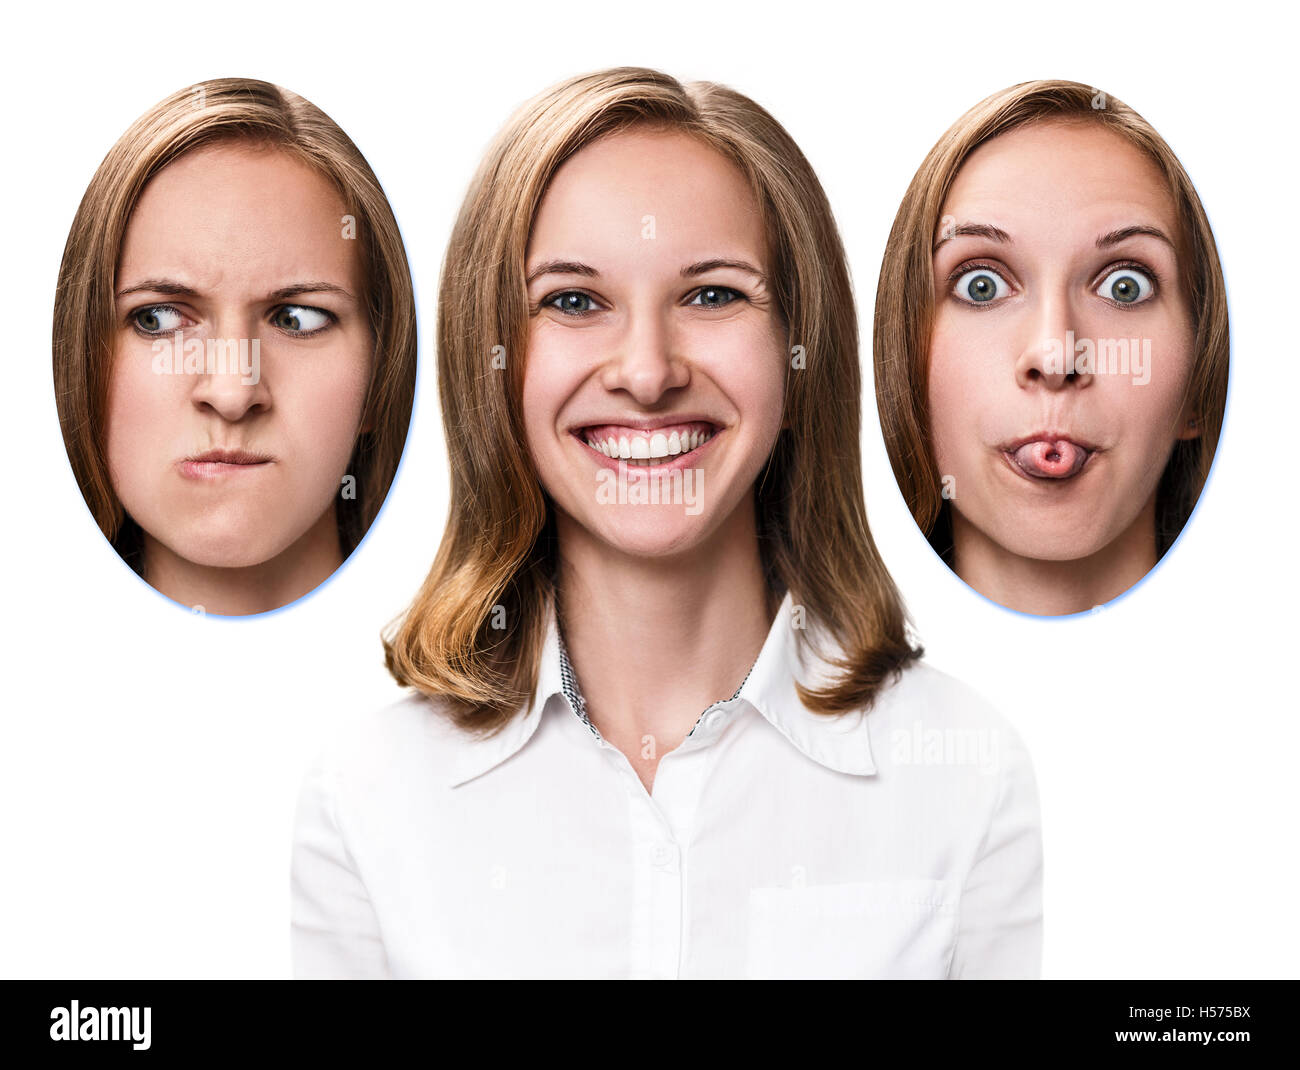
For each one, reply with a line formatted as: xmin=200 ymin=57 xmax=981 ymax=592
xmin=651 ymin=843 xmax=676 ymax=867
xmin=702 ymin=708 xmax=725 ymax=730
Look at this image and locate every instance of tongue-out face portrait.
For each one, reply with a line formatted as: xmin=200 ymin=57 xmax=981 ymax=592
xmin=875 ymin=82 xmax=1229 ymax=617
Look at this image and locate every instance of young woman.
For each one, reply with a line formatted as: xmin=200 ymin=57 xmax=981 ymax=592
xmin=291 ymin=67 xmax=1042 ymax=979
xmin=53 ymin=78 xmax=416 ymax=616
xmin=874 ymin=80 xmax=1229 ymax=616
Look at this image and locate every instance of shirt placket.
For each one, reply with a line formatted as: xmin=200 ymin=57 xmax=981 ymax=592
xmin=556 ymin=633 xmax=753 ymax=979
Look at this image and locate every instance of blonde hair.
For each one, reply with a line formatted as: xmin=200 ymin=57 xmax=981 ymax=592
xmin=874 ymin=79 xmax=1229 ymax=561
xmin=53 ymin=77 xmax=416 ymax=572
xmin=383 ymin=66 xmax=920 ymax=737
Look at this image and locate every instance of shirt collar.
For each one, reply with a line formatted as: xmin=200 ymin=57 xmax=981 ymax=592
xmin=555 ymin=629 xmax=755 ymax=743
xmin=447 ymin=588 xmax=878 ymax=787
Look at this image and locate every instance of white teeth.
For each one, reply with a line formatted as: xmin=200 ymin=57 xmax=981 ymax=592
xmin=583 ymin=427 xmax=716 ymax=463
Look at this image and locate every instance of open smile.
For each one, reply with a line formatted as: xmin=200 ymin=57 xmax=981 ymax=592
xmin=573 ymin=419 xmax=720 ymax=469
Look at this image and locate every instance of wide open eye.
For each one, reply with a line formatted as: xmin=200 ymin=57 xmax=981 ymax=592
xmin=272 ymin=305 xmax=333 ymax=333
xmin=1095 ymin=266 xmax=1155 ymax=306
xmin=952 ymin=267 xmax=1011 ymax=305
xmin=132 ymin=305 xmax=185 ymax=334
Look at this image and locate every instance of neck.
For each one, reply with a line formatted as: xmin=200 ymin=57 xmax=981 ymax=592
xmin=554 ymin=492 xmax=777 ymax=752
xmin=950 ymin=494 xmax=1160 ymax=616
xmin=141 ymin=508 xmax=345 ymax=616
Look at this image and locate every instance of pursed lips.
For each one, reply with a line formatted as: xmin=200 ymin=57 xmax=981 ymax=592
xmin=178 ymin=448 xmax=275 ymax=479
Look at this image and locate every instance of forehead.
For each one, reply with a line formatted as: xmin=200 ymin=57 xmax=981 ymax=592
xmin=117 ymin=141 xmax=359 ymax=292
xmin=529 ymin=127 xmax=766 ymax=263
xmin=941 ymin=119 xmax=1179 ymax=240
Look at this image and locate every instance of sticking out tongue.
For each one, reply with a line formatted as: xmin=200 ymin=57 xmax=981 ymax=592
xmin=1010 ymin=440 xmax=1090 ymax=479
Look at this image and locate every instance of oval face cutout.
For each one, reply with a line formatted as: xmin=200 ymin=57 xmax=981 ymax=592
xmin=53 ymin=80 xmax=416 ymax=616
xmin=874 ymin=85 xmax=1228 ymax=617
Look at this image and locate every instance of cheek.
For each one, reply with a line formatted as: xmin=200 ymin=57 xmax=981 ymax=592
xmin=707 ymin=317 xmax=786 ymax=439
xmin=520 ymin=331 xmax=578 ymax=483
xmin=926 ymin=318 xmax=990 ymax=471
xmin=1116 ymin=314 xmax=1196 ymax=433
xmin=104 ymin=350 xmax=182 ymax=493
xmin=272 ymin=353 xmax=372 ymax=478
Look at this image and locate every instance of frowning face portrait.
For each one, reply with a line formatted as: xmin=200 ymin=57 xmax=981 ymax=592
xmin=108 ymin=141 xmax=373 ymax=601
xmin=53 ymin=79 xmax=417 ymax=616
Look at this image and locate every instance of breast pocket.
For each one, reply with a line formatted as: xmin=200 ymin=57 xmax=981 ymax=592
xmin=745 ymin=879 xmax=958 ymax=979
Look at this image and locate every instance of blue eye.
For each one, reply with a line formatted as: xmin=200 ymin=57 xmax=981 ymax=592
xmin=1096 ymin=267 xmax=1155 ymax=305
xmin=952 ymin=267 xmax=1010 ymax=305
xmin=132 ymin=305 xmax=185 ymax=334
xmin=547 ymin=291 xmax=601 ymax=316
xmin=273 ymin=305 xmax=332 ymax=333
xmin=689 ymin=286 xmax=743 ymax=308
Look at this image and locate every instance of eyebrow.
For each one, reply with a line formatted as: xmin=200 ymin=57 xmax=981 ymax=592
xmin=1095 ymin=225 xmax=1177 ymax=251
xmin=525 ymin=258 xmax=767 ymax=286
xmin=525 ymin=260 xmax=598 ymax=286
xmin=932 ymin=223 xmax=1012 ymax=252
xmin=681 ymin=258 xmax=767 ymax=283
xmin=114 ymin=279 xmax=355 ymax=301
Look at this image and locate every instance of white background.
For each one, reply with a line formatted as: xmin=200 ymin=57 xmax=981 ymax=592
xmin=1 ymin=0 xmax=1294 ymax=978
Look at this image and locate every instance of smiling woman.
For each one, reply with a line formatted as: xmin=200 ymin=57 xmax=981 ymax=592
xmin=291 ymin=67 xmax=1043 ymax=979
xmin=874 ymin=80 xmax=1229 ymax=616
xmin=52 ymin=78 xmax=416 ymax=616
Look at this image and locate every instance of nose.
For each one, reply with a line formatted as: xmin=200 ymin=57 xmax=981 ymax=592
xmin=1013 ymin=285 xmax=1093 ymax=392
xmin=601 ymin=306 xmax=689 ymax=404
xmin=188 ymin=317 xmax=271 ymax=421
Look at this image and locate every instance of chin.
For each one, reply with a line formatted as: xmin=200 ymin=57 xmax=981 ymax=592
xmin=157 ymin=521 xmax=293 ymax=570
xmin=979 ymin=518 xmax=1111 ymax=564
xmin=590 ymin=514 xmax=713 ymax=559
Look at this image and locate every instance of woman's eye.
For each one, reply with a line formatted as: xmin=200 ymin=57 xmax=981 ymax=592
xmin=132 ymin=305 xmax=185 ymax=333
xmin=547 ymin=291 xmax=600 ymax=315
xmin=1095 ymin=267 xmax=1155 ymax=306
xmin=689 ymin=286 xmax=743 ymax=308
xmin=952 ymin=268 xmax=1011 ymax=305
xmin=273 ymin=305 xmax=332 ymax=332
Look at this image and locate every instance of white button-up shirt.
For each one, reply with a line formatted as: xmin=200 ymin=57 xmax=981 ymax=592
xmin=291 ymin=590 xmax=1042 ymax=979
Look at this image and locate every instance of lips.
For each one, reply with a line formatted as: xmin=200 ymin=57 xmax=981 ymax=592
xmin=187 ymin=448 xmax=271 ymax=465
xmin=179 ymin=447 xmax=273 ymax=480
xmin=1001 ymin=436 xmax=1096 ymax=481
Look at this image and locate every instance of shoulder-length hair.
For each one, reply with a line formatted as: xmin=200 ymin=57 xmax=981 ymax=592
xmin=383 ymin=66 xmax=920 ymax=737
xmin=874 ymin=79 xmax=1229 ymax=562
xmin=53 ymin=77 xmax=416 ymax=572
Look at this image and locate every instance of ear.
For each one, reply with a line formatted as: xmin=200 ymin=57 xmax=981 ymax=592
xmin=1176 ymin=412 xmax=1201 ymax=442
